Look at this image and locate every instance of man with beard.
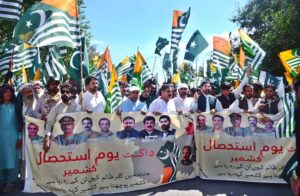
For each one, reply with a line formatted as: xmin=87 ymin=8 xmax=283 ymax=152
xmin=83 ymin=76 xmax=106 ymax=113
xmin=32 ymin=81 xmax=44 ymax=99
xmin=253 ymin=84 xmax=284 ymax=122
xmin=43 ymin=83 xmax=82 ymax=152
xmin=229 ymin=84 xmax=258 ymax=114
xmin=225 ymin=113 xmax=252 ymax=137
xmin=139 ymin=116 xmax=162 ymax=139
xmin=81 ymin=117 xmax=100 ymax=139
xmin=54 ymin=116 xmax=86 ymax=146
xmin=149 ymin=84 xmax=176 ymax=114
xmin=34 ymin=77 xmax=61 ymax=122
xmin=244 ymin=116 xmax=264 ymax=135
xmin=116 ymin=116 xmax=140 ymax=140
xmin=173 ymin=83 xmax=197 ymax=113
xmin=197 ymin=80 xmax=223 ymax=113
xmin=27 ymin=123 xmax=43 ymax=143
xmin=217 ymin=68 xmax=251 ymax=109
xmin=118 ymin=86 xmax=147 ymax=113
xmin=159 ymin=115 xmax=176 ymax=140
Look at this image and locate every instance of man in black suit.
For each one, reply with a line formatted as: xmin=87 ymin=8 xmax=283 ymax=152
xmin=139 ymin=116 xmax=161 ymax=139
xmin=116 ymin=116 xmax=140 ymax=140
xmin=159 ymin=115 xmax=176 ymax=140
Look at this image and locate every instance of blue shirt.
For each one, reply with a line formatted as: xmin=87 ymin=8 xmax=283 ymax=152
xmin=119 ymin=98 xmax=147 ymax=112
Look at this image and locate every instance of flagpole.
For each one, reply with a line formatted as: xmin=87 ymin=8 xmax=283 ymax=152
xmin=152 ymin=56 xmax=157 ymax=74
xmin=195 ymin=57 xmax=198 ymax=87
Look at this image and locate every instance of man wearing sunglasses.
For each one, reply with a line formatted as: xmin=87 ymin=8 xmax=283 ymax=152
xmin=43 ymin=83 xmax=82 ymax=152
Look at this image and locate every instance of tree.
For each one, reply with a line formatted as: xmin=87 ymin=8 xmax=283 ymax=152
xmin=232 ymin=0 xmax=300 ymax=76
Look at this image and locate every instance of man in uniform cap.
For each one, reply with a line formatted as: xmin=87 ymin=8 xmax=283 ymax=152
xmin=225 ymin=113 xmax=252 ymax=137
xmin=54 ymin=116 xmax=86 ymax=146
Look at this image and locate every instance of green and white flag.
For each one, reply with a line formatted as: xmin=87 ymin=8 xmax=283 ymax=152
xmin=141 ymin=64 xmax=154 ymax=84
xmin=163 ymin=52 xmax=172 ymax=82
xmin=42 ymin=47 xmax=66 ymax=81
xmin=184 ymin=30 xmax=208 ymax=63
xmin=0 ymin=41 xmax=37 ymax=74
xmin=94 ymin=69 xmax=108 ymax=97
xmin=155 ymin=37 xmax=169 ymax=56
xmin=276 ymin=92 xmax=296 ymax=138
xmin=0 ymin=0 xmax=23 ymax=21
xmin=240 ymin=30 xmax=266 ymax=70
xmin=13 ymin=1 xmax=81 ymax=48
xmin=29 ymin=47 xmax=41 ymax=80
xmin=116 ymin=56 xmax=133 ymax=78
xmin=68 ymin=36 xmax=89 ymax=81
xmin=226 ymin=57 xmax=243 ymax=81
xmin=105 ymin=67 xmax=122 ymax=113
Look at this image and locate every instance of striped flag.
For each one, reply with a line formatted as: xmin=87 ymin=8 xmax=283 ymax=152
xmin=162 ymin=52 xmax=172 ymax=82
xmin=105 ymin=66 xmax=122 ymax=113
xmin=116 ymin=56 xmax=133 ymax=78
xmin=279 ymin=48 xmax=300 ymax=79
xmin=97 ymin=47 xmax=113 ymax=80
xmin=226 ymin=57 xmax=243 ymax=81
xmin=93 ymin=68 xmax=108 ymax=97
xmin=213 ymin=36 xmax=231 ymax=69
xmin=276 ymin=92 xmax=296 ymax=138
xmin=13 ymin=0 xmax=81 ymax=48
xmin=141 ymin=64 xmax=154 ymax=84
xmin=0 ymin=0 xmax=23 ymax=21
xmin=42 ymin=47 xmax=66 ymax=81
xmin=0 ymin=42 xmax=37 ymax=74
xmin=29 ymin=47 xmax=41 ymax=81
xmin=171 ymin=7 xmax=190 ymax=73
xmin=239 ymin=30 xmax=266 ymax=70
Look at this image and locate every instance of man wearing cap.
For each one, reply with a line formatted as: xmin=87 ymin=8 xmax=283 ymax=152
xmin=172 ymin=83 xmax=197 ymax=113
xmin=32 ymin=81 xmax=44 ymax=99
xmin=197 ymin=80 xmax=223 ymax=113
xmin=149 ymin=84 xmax=176 ymax=114
xmin=217 ymin=68 xmax=252 ymax=109
xmin=54 ymin=116 xmax=86 ymax=146
xmin=83 ymin=76 xmax=106 ymax=113
xmin=117 ymin=86 xmax=147 ymax=113
xmin=225 ymin=113 xmax=252 ymax=137
xmin=229 ymin=84 xmax=258 ymax=114
xmin=43 ymin=83 xmax=82 ymax=151
xmin=34 ymin=77 xmax=61 ymax=121
xmin=252 ymin=84 xmax=284 ymax=122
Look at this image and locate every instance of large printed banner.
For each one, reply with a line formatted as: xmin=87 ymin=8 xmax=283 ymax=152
xmin=195 ymin=111 xmax=295 ymax=183
xmin=25 ymin=113 xmax=196 ymax=195
xmin=25 ymin=111 xmax=296 ymax=195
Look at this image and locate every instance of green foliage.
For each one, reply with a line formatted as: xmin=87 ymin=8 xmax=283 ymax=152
xmin=232 ymin=0 xmax=300 ymax=76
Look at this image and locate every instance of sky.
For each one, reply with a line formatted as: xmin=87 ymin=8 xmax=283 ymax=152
xmin=84 ymin=0 xmax=249 ymax=84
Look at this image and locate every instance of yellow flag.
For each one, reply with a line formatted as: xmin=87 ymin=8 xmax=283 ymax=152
xmin=22 ymin=65 xmax=28 ymax=83
xmin=172 ymin=72 xmax=181 ymax=84
xmin=134 ymin=51 xmax=146 ymax=74
xmin=33 ymin=67 xmax=41 ymax=81
xmin=97 ymin=47 xmax=113 ymax=72
xmin=108 ymin=66 xmax=117 ymax=92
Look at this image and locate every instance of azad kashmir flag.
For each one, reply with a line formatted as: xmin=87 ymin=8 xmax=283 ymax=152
xmin=97 ymin=47 xmax=113 ymax=81
xmin=226 ymin=56 xmax=243 ymax=81
xmin=116 ymin=56 xmax=133 ymax=80
xmin=239 ymin=30 xmax=266 ymax=70
xmin=0 ymin=0 xmax=23 ymax=21
xmin=29 ymin=47 xmax=41 ymax=81
xmin=212 ymin=36 xmax=231 ymax=69
xmin=171 ymin=7 xmax=190 ymax=74
xmin=105 ymin=66 xmax=122 ymax=113
xmin=13 ymin=0 xmax=81 ymax=48
xmin=0 ymin=41 xmax=37 ymax=74
xmin=155 ymin=37 xmax=169 ymax=56
xmin=130 ymin=51 xmax=146 ymax=89
xmin=42 ymin=47 xmax=66 ymax=81
xmin=279 ymin=48 xmax=300 ymax=79
xmin=68 ymin=35 xmax=89 ymax=82
xmin=184 ymin=30 xmax=208 ymax=63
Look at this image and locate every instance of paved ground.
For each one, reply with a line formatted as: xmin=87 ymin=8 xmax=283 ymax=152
xmin=2 ymin=178 xmax=292 ymax=196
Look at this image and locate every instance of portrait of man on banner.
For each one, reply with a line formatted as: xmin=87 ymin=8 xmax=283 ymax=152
xmin=116 ymin=116 xmax=140 ymax=140
xmin=54 ymin=116 xmax=86 ymax=146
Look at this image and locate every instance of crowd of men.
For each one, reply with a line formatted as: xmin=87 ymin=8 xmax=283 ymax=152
xmin=0 ymin=67 xmax=289 ymax=192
